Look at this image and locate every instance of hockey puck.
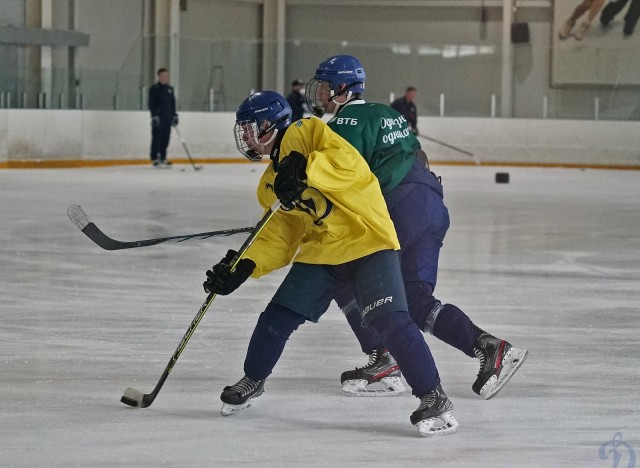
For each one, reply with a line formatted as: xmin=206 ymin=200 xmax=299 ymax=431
xmin=180 ymin=168 xmax=186 ymax=172
xmin=495 ymin=172 xmax=510 ymax=184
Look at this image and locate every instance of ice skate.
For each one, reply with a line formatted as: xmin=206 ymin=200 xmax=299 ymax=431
xmin=558 ymin=19 xmax=575 ymax=39
xmin=575 ymin=21 xmax=591 ymax=40
xmin=220 ymin=375 xmax=265 ymax=416
xmin=340 ymin=347 xmax=406 ymax=396
xmin=472 ymin=328 xmax=528 ymax=400
xmin=410 ymin=384 xmax=458 ymax=437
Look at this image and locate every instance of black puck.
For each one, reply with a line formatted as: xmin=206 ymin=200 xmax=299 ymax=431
xmin=495 ymin=172 xmax=510 ymax=183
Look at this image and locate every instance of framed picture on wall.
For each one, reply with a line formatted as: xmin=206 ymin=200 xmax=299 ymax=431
xmin=551 ymin=0 xmax=640 ymax=85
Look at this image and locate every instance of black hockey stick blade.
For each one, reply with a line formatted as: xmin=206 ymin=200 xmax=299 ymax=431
xmin=67 ymin=205 xmax=254 ymax=250
xmin=120 ymin=201 xmax=282 ymax=409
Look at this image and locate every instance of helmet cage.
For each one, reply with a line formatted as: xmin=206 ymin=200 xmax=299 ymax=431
xmin=304 ymin=79 xmax=363 ymax=117
xmin=234 ymin=91 xmax=292 ymax=161
xmin=234 ymin=120 xmax=264 ymax=161
xmin=305 ymin=55 xmax=366 ymax=117
xmin=234 ymin=115 xmax=289 ymax=162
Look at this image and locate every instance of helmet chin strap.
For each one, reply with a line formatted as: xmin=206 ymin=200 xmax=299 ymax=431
xmin=251 ymin=128 xmax=279 ymax=159
xmin=262 ymin=128 xmax=278 ymax=151
xmin=329 ymin=90 xmax=353 ymax=114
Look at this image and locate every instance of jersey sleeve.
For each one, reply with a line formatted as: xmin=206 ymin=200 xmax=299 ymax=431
xmin=243 ymin=166 xmax=306 ymax=278
xmin=282 ymin=119 xmax=366 ymax=197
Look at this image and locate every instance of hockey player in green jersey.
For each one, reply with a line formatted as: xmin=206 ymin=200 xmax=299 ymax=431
xmin=204 ymin=90 xmax=458 ymax=436
xmin=305 ymin=55 xmax=528 ymax=399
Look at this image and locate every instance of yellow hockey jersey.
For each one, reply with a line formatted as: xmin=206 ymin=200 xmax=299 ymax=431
xmin=246 ymin=117 xmax=399 ymax=278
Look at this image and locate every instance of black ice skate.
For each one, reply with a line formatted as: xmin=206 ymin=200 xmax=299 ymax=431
xmin=340 ymin=347 xmax=405 ymax=396
xmin=220 ymin=375 xmax=265 ymax=416
xmin=410 ymin=384 xmax=458 ymax=437
xmin=472 ymin=327 xmax=528 ymax=400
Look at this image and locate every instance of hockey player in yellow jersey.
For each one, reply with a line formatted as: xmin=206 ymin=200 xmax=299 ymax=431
xmin=203 ymin=91 xmax=458 ymax=437
xmin=246 ymin=113 xmax=400 ymax=275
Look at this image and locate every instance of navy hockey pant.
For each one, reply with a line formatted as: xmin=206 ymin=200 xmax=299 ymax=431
xmin=242 ymin=250 xmax=440 ymax=397
xmin=336 ymin=159 xmax=479 ymax=358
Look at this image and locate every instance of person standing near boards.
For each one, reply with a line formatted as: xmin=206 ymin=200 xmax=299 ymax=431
xmin=148 ymin=68 xmax=179 ymax=167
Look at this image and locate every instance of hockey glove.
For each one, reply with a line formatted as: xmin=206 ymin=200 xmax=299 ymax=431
xmin=151 ymin=116 xmax=160 ymax=127
xmin=203 ymin=249 xmax=256 ymax=295
xmin=274 ymin=151 xmax=308 ymax=209
xmin=171 ymin=115 xmax=179 ymax=127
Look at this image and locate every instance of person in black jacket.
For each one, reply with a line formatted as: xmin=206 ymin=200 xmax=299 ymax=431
xmin=286 ymin=79 xmax=306 ymax=122
xmin=391 ymin=86 xmax=418 ymax=135
xmin=148 ymin=68 xmax=178 ymax=167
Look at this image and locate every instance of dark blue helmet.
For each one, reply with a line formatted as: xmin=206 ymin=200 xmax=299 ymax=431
xmin=305 ymin=55 xmax=366 ymax=117
xmin=234 ymin=91 xmax=292 ymax=161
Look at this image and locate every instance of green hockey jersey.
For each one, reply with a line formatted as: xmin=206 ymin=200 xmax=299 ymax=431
xmin=327 ymin=100 xmax=420 ymax=193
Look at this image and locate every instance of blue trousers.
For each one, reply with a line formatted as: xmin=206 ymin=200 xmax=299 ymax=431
xmin=336 ymin=159 xmax=480 ymax=358
xmin=242 ymin=250 xmax=440 ymax=397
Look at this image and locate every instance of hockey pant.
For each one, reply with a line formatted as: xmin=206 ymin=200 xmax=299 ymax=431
xmin=243 ymin=303 xmax=440 ymax=397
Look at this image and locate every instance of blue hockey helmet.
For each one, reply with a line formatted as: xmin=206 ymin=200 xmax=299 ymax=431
xmin=305 ymin=55 xmax=366 ymax=117
xmin=234 ymin=91 xmax=292 ymax=161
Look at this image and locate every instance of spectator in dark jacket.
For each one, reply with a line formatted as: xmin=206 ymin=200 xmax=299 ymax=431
xmin=148 ymin=68 xmax=178 ymax=167
xmin=286 ymin=79 xmax=306 ymax=122
xmin=391 ymin=86 xmax=418 ymax=135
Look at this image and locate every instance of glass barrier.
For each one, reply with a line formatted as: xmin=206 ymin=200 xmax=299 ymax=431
xmin=1 ymin=37 xmax=638 ymax=121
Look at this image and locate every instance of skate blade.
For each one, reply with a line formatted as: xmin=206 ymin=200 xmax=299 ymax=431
xmin=415 ymin=411 xmax=459 ymax=437
xmin=221 ymin=399 xmax=257 ymax=416
xmin=342 ymin=377 xmax=406 ymax=397
xmin=481 ymin=347 xmax=529 ymax=400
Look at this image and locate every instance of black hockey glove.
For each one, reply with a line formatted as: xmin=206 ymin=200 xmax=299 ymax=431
xmin=203 ymin=249 xmax=256 ymax=295
xmin=171 ymin=115 xmax=179 ymax=127
xmin=274 ymin=151 xmax=308 ymax=209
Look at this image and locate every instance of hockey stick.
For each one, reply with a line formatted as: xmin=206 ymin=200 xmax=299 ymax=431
xmin=174 ymin=126 xmax=203 ymax=171
xmin=120 ymin=201 xmax=282 ymax=408
xmin=67 ymin=205 xmax=254 ymax=251
xmin=417 ymin=133 xmax=480 ymax=166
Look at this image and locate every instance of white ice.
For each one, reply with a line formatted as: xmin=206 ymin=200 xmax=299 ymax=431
xmin=1 ymin=164 xmax=639 ymax=467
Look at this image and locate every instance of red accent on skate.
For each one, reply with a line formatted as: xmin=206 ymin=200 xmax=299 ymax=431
xmin=372 ymin=365 xmax=400 ymax=380
xmin=495 ymin=341 xmax=506 ymax=369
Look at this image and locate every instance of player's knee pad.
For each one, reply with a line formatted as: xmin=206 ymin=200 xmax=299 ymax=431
xmin=422 ymin=299 xmax=444 ymax=335
xmin=340 ymin=299 xmax=359 ymax=318
xmin=404 ymin=282 xmax=442 ymax=334
xmin=260 ymin=302 xmax=307 ymax=339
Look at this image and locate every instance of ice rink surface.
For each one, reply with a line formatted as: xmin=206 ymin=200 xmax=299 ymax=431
xmin=1 ymin=164 xmax=639 ymax=467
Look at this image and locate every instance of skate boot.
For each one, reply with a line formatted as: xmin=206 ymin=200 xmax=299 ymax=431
xmin=472 ymin=327 xmax=528 ymax=400
xmin=220 ymin=375 xmax=265 ymax=416
xmin=410 ymin=384 xmax=458 ymax=437
xmin=340 ymin=347 xmax=406 ymax=396
xmin=558 ymin=19 xmax=575 ymax=39
xmin=575 ymin=21 xmax=591 ymax=40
